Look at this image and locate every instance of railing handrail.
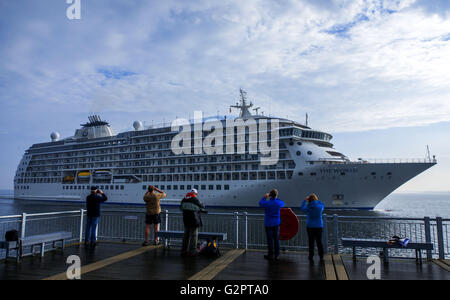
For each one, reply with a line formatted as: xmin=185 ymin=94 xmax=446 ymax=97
xmin=0 ymin=210 xmax=448 ymax=222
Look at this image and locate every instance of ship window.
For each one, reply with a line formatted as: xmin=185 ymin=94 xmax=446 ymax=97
xmin=371 ymin=172 xmax=376 ymax=176
xmin=307 ymin=151 xmax=312 ymax=155
xmin=297 ymin=142 xmax=302 ymax=146
xmin=340 ymin=172 xmax=345 ymax=176
xmin=387 ymin=172 xmax=392 ymax=176
xmin=173 ymin=185 xmax=178 ymax=190
xmin=167 ymin=185 xmax=171 ymax=190
xmin=194 ymin=185 xmax=199 ymax=190
xmin=187 ymin=185 xmax=192 ymax=190
xmin=310 ymin=173 xmax=317 ymax=176
xmin=224 ymin=185 xmax=230 ymax=190
xmin=332 ymin=194 xmax=344 ymax=200
xmin=116 ymin=185 xmax=119 ymax=190
xmin=201 ymin=185 xmax=206 ymax=190
xmin=209 ymin=185 xmax=214 ymax=190
xmin=296 ymin=151 xmax=301 ymax=156
xmin=216 ymin=185 xmax=221 ymax=190
xmin=105 ymin=186 xmax=108 ymax=190
xmin=110 ymin=185 xmax=113 ymax=190
xmin=180 ymin=185 xmax=185 ymax=190
xmin=160 ymin=185 xmax=165 ymax=190
xmin=298 ymin=172 xmax=303 ymax=176
xmin=289 ymin=141 xmax=294 ymax=146
xmin=143 ymin=185 xmax=147 ymax=190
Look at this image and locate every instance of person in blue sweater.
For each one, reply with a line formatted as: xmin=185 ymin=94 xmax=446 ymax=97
xmin=300 ymin=194 xmax=324 ymax=263
xmin=259 ymin=189 xmax=285 ymax=261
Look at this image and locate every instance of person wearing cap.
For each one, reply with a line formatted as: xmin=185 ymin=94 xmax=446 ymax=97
xmin=180 ymin=189 xmax=205 ymax=256
xmin=300 ymin=194 xmax=325 ymax=263
xmin=143 ymin=185 xmax=167 ymax=246
xmin=259 ymin=189 xmax=285 ymax=261
xmin=85 ymin=186 xmax=108 ymax=247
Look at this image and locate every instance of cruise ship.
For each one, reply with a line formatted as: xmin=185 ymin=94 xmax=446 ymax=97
xmin=14 ymin=90 xmax=437 ymax=209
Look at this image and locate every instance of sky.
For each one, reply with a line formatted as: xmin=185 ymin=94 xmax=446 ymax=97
xmin=0 ymin=0 xmax=449 ymax=192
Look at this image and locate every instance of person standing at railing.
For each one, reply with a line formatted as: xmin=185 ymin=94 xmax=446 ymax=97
xmin=85 ymin=186 xmax=107 ymax=248
xmin=180 ymin=189 xmax=205 ymax=256
xmin=143 ymin=185 xmax=167 ymax=246
xmin=259 ymin=189 xmax=285 ymax=261
xmin=300 ymin=194 xmax=324 ymax=264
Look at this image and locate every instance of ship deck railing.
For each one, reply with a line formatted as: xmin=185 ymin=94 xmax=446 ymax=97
xmin=0 ymin=209 xmax=448 ymax=261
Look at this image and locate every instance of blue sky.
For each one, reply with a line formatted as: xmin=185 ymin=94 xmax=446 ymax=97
xmin=0 ymin=0 xmax=449 ymax=191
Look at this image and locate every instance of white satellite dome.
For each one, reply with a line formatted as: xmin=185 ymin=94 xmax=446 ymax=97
xmin=50 ymin=132 xmax=60 ymax=142
xmin=133 ymin=120 xmax=143 ymax=131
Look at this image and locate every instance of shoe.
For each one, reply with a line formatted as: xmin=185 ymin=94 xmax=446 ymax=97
xmin=264 ymin=255 xmax=274 ymax=261
xmin=142 ymin=241 xmax=149 ymax=246
xmin=187 ymin=252 xmax=198 ymax=257
xmin=90 ymin=242 xmax=97 ymax=248
xmin=153 ymin=240 xmax=161 ymax=245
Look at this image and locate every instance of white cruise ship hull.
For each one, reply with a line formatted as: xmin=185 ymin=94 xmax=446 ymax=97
xmin=14 ymin=162 xmax=435 ymax=209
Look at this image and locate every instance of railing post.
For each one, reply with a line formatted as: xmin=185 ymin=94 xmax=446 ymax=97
xmin=436 ymin=217 xmax=445 ymax=259
xmin=79 ymin=209 xmax=85 ymax=243
xmin=424 ymin=217 xmax=432 ymax=260
xmin=322 ymin=214 xmax=328 ymax=254
xmin=234 ymin=212 xmax=239 ymax=249
xmin=333 ymin=214 xmax=339 ymax=254
xmin=20 ymin=213 xmax=27 ymax=239
xmin=244 ymin=212 xmax=248 ymax=251
xmin=164 ymin=210 xmax=169 ymax=247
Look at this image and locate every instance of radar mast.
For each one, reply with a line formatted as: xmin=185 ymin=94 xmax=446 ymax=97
xmin=230 ymin=88 xmax=253 ymax=118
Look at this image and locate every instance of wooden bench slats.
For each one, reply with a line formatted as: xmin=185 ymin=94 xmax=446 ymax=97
xmin=21 ymin=232 xmax=72 ymax=246
xmin=341 ymin=238 xmax=433 ymax=250
xmin=341 ymin=237 xmax=433 ymax=264
xmin=157 ymin=231 xmax=227 ymax=241
xmin=1 ymin=231 xmax=72 ymax=262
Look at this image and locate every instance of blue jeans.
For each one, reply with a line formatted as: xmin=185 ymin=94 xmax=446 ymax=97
xmin=265 ymin=226 xmax=280 ymax=258
xmin=85 ymin=217 xmax=99 ymax=243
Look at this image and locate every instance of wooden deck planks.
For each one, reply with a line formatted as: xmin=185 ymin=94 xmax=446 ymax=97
xmin=43 ymin=244 xmax=162 ymax=280
xmin=189 ymin=249 xmax=245 ymax=280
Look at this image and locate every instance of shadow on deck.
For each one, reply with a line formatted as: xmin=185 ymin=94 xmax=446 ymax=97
xmin=0 ymin=242 xmax=448 ymax=280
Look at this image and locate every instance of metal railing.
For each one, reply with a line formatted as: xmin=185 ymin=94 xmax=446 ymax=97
xmin=0 ymin=210 xmax=448 ymax=260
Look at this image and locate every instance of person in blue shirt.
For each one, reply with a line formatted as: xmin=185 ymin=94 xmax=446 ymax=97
xmin=300 ymin=194 xmax=324 ymax=263
xmin=259 ymin=189 xmax=285 ymax=261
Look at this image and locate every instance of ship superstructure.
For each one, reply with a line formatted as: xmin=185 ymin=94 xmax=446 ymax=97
xmin=14 ymin=91 xmax=436 ymax=209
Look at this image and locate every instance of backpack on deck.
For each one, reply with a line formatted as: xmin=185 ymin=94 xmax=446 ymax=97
xmin=201 ymin=238 xmax=221 ymax=257
xmin=5 ymin=230 xmax=19 ymax=242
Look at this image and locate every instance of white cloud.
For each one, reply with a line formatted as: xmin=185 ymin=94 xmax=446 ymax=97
xmin=1 ymin=0 xmax=450 ymax=134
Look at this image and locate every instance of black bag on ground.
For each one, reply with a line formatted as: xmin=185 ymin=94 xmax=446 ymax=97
xmin=202 ymin=238 xmax=221 ymax=257
xmin=5 ymin=230 xmax=19 ymax=242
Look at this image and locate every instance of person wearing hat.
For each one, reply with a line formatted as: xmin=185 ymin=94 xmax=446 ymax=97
xmin=143 ymin=185 xmax=167 ymax=246
xmin=180 ymin=189 xmax=205 ymax=256
xmin=300 ymin=194 xmax=325 ymax=263
xmin=85 ymin=186 xmax=108 ymax=247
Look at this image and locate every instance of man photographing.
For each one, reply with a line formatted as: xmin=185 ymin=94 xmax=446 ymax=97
xmin=85 ymin=186 xmax=107 ymax=248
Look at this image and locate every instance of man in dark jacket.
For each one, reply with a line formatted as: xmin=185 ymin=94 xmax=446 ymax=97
xmin=85 ymin=186 xmax=107 ymax=247
xmin=180 ymin=189 xmax=205 ymax=256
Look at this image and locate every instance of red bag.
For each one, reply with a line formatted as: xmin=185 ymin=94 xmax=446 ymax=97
xmin=279 ymin=208 xmax=299 ymax=240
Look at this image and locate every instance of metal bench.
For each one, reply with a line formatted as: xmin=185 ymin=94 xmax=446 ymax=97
xmin=156 ymin=230 xmax=227 ymax=247
xmin=341 ymin=238 xmax=433 ymax=264
xmin=1 ymin=231 xmax=72 ymax=262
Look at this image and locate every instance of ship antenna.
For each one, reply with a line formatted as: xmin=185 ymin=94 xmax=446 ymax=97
xmin=426 ymin=145 xmax=431 ymax=162
xmin=305 ymin=113 xmax=309 ymax=127
xmin=230 ymin=88 xmax=253 ymax=118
